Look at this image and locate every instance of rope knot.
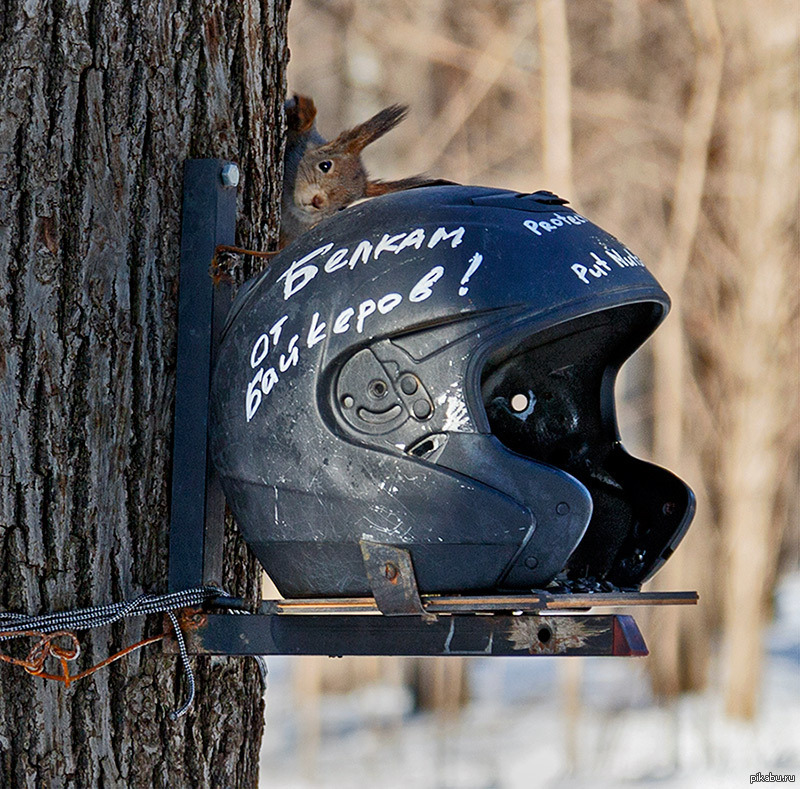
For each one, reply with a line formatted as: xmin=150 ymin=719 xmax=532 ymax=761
xmin=0 ymin=586 xmax=226 ymax=718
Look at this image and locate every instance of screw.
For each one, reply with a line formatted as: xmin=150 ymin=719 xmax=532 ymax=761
xmin=368 ymin=379 xmax=388 ymax=398
xmin=220 ymin=162 xmax=240 ymax=188
xmin=412 ymin=399 xmax=432 ymax=419
xmin=400 ymin=374 xmax=419 ymax=395
xmin=384 ymin=562 xmax=399 ymax=582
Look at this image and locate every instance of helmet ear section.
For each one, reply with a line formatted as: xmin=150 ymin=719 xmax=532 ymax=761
xmin=332 ymin=345 xmax=438 ymax=439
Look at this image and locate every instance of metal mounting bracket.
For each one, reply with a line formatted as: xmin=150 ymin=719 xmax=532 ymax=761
xmin=360 ymin=540 xmax=432 ymax=617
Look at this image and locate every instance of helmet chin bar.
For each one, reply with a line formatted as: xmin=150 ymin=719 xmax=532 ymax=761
xmin=429 ymin=433 xmax=592 ymax=587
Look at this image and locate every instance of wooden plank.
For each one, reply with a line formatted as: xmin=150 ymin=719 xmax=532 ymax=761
xmin=266 ymin=590 xmax=699 ymax=616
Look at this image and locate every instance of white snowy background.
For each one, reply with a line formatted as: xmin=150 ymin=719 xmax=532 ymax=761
xmin=257 ymin=573 xmax=799 ymax=788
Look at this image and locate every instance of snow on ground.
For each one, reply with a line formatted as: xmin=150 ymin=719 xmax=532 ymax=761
xmin=258 ymin=574 xmax=800 ymax=788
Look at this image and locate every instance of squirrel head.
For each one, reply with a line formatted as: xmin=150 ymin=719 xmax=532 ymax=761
xmin=281 ymin=95 xmax=455 ymax=248
xmin=287 ymin=99 xmax=408 ymax=218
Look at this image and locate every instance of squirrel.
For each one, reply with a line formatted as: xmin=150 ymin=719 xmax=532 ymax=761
xmin=280 ymin=94 xmax=452 ymax=248
xmin=212 ymin=94 xmax=452 ymax=281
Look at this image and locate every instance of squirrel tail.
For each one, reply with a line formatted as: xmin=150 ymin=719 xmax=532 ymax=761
xmin=365 ymin=176 xmax=458 ymax=197
xmin=285 ymin=94 xmax=318 ymax=135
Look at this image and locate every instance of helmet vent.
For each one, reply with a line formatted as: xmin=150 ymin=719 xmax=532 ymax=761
xmin=407 ymin=432 xmax=448 ymax=460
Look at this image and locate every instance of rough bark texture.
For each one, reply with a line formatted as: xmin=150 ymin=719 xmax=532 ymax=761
xmin=0 ymin=0 xmax=288 ymax=786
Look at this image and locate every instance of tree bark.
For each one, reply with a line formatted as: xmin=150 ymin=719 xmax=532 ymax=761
xmin=0 ymin=1 xmax=288 ymax=786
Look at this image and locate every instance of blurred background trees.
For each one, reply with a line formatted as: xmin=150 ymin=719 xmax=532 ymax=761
xmin=281 ymin=0 xmax=798 ymax=722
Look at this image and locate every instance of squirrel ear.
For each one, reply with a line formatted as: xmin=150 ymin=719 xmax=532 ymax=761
xmin=286 ymin=94 xmax=317 ymax=134
xmin=330 ymin=104 xmax=409 ymax=153
xmin=365 ymin=176 xmax=457 ymax=197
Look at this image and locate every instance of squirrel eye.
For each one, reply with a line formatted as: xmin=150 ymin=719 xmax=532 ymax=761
xmin=318 ymin=160 xmax=333 ymax=173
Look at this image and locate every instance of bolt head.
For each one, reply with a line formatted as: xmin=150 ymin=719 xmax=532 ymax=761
xmin=220 ymin=163 xmax=240 ymax=188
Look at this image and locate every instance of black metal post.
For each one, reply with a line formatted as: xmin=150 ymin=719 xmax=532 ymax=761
xmin=168 ymin=159 xmax=236 ymax=592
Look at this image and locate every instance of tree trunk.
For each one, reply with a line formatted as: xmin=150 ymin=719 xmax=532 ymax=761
xmin=0 ymin=1 xmax=288 ymax=786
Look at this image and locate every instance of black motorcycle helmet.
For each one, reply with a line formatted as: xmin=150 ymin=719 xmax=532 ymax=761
xmin=210 ymin=186 xmax=694 ymax=597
